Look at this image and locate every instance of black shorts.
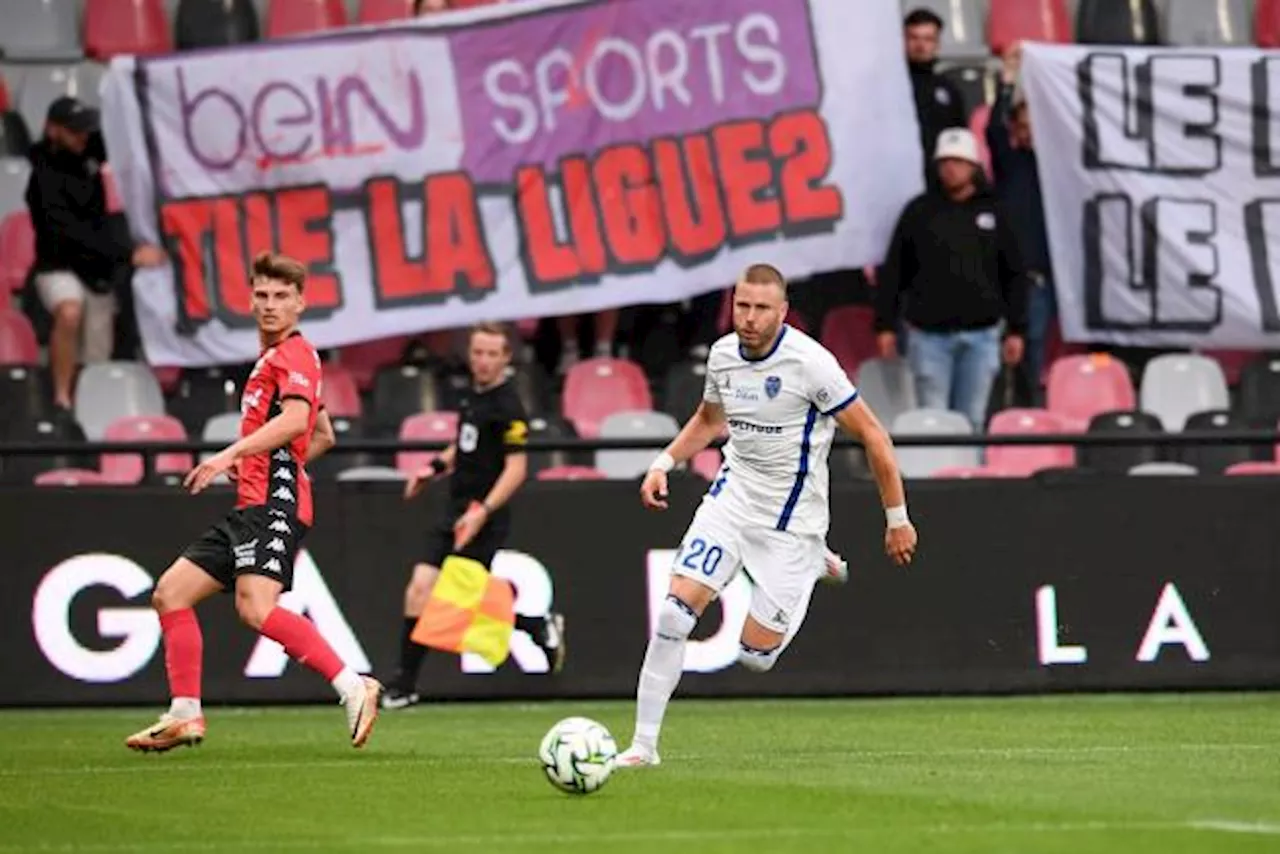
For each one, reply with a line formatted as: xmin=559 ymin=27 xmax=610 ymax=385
xmin=423 ymin=506 xmax=511 ymax=570
xmin=181 ymin=506 xmax=308 ymax=592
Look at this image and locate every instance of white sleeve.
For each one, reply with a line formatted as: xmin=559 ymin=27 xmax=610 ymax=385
xmin=702 ymin=366 xmax=722 ymax=405
xmin=807 ymin=350 xmax=858 ymax=416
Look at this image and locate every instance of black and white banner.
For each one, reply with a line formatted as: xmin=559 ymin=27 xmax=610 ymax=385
xmin=1022 ymin=44 xmax=1280 ymax=349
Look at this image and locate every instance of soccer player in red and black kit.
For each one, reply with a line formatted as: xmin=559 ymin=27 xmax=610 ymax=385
xmin=383 ymin=323 xmax=565 ymax=709
xmin=125 ymin=252 xmax=382 ymax=752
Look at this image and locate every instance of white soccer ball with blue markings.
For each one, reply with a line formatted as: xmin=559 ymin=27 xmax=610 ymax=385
xmin=538 ymin=716 xmax=617 ymax=795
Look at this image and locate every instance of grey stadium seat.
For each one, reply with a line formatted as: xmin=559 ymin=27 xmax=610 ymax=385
xmin=596 ymin=410 xmax=679 ymax=480
xmin=905 ymin=0 xmax=990 ymax=60
xmin=0 ymin=158 xmax=31 ymax=220
xmin=336 ymin=466 xmax=406 ymax=482
xmin=891 ymin=408 xmax=980 ymax=478
xmin=1139 ymin=353 xmax=1229 ymax=432
xmin=1163 ymin=0 xmax=1252 ymax=45
xmin=0 ymin=0 xmax=83 ymax=60
xmin=73 ymin=362 xmax=167 ymax=440
xmin=200 ymin=411 xmax=242 ymax=483
xmin=1076 ymin=0 xmax=1160 ymax=44
xmin=16 ymin=64 xmax=104 ymax=146
xmin=856 ymin=358 xmax=918 ymax=429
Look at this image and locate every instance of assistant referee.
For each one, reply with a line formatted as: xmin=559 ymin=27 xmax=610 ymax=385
xmin=384 ymin=323 xmax=565 ymax=709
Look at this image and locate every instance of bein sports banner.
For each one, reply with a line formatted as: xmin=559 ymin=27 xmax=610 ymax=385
xmin=1022 ymin=44 xmax=1280 ymax=350
xmin=101 ymin=0 xmax=922 ymax=367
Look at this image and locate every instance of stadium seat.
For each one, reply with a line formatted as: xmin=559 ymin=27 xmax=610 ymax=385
xmin=336 ymin=465 xmax=405 ymax=482
xmin=357 ymin=0 xmax=414 ymax=23
xmin=1045 ymin=353 xmax=1136 ymax=430
xmin=199 ymin=412 xmax=240 ymax=476
xmin=176 ymin=0 xmax=260 ymax=49
xmin=562 ymin=357 xmax=652 ymax=438
xmin=1179 ymin=409 xmax=1259 ymax=474
xmin=908 ymin=0 xmax=989 ymax=59
xmin=940 ymin=63 xmax=991 ymax=119
xmin=339 ymin=335 xmax=410 ymax=391
xmin=0 ymin=366 xmax=51 ymax=435
xmin=1139 ymin=353 xmax=1229 ymax=432
xmin=1237 ymin=354 xmax=1280 ymax=426
xmin=0 ymin=307 xmax=40 ymax=364
xmin=933 ymin=465 xmax=1011 ymax=479
xmin=35 ymin=468 xmax=111 ymax=486
xmin=596 ymin=410 xmax=679 ymax=480
xmin=84 ymin=0 xmax=173 ymax=60
xmin=396 ymin=410 xmax=457 ymax=475
xmin=370 ymin=364 xmax=439 ymax=437
xmin=3 ymin=415 xmax=92 ymax=484
xmin=307 ymin=415 xmax=366 ymax=481
xmin=988 ymin=0 xmax=1072 ymax=55
xmin=1078 ymin=410 xmax=1165 ymax=474
xmin=1260 ymin=0 xmax=1280 ymax=46
xmin=1225 ymin=460 xmax=1280 ymax=476
xmin=0 ymin=0 xmax=83 ymax=60
xmin=1076 ymin=0 xmax=1160 ymax=44
xmin=151 ymin=364 xmax=181 ymax=394
xmin=74 ymin=362 xmax=167 ymax=440
xmin=1163 ymin=0 xmax=1251 ymax=45
xmin=320 ymin=362 xmax=362 ymax=418
xmin=168 ymin=367 xmax=241 ymax=437
xmin=1128 ymin=461 xmax=1198 ymax=477
xmin=0 ymin=75 xmax=8 ymax=112
xmin=690 ymin=449 xmax=722 ymax=481
xmin=819 ymin=305 xmax=877 ymax=378
xmin=663 ymin=361 xmax=709 ymax=422
xmin=101 ymin=414 xmax=191 ymax=485
xmin=265 ymin=0 xmax=347 ymax=37
xmin=891 ymin=408 xmax=980 ymax=479
xmin=0 ymin=158 xmax=32 ymax=220
xmin=985 ymin=408 xmax=1076 ymax=476
xmin=526 ymin=414 xmax=578 ymax=475
xmin=0 ymin=110 xmax=32 ymax=158
xmin=0 ymin=212 xmax=35 ymax=295
xmin=536 ymin=465 xmax=607 ymax=482
xmin=855 ymin=358 xmax=917 ymax=430
xmin=1199 ymin=349 xmax=1253 ymax=387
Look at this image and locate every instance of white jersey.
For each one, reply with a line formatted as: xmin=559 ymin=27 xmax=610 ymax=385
xmin=701 ymin=325 xmax=858 ymax=538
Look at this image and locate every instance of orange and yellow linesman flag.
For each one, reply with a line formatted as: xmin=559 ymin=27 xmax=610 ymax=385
xmin=411 ymin=555 xmax=514 ymax=666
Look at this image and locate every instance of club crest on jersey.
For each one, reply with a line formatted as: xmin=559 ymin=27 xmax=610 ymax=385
xmin=765 ymin=376 xmax=782 ymax=399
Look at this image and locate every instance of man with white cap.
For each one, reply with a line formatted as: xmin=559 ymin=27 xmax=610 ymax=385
xmin=874 ymin=127 xmax=1027 ymax=430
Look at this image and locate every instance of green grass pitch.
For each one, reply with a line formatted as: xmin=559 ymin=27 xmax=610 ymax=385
xmin=1 ymin=694 xmax=1278 ymax=853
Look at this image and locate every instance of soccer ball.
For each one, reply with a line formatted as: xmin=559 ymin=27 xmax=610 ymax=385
xmin=538 ymin=716 xmax=617 ymax=795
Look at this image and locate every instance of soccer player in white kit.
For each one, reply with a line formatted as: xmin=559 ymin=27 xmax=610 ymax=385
xmin=616 ymin=264 xmax=918 ymax=767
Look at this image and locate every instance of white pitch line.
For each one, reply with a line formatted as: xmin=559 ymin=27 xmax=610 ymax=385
xmin=1188 ymin=820 xmax=1280 ymax=835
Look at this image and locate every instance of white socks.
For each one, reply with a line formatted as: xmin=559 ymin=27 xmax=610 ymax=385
xmin=634 ymin=596 xmax=698 ymax=751
xmin=331 ymin=668 xmax=364 ymax=700
xmin=168 ymin=697 xmax=201 ymax=720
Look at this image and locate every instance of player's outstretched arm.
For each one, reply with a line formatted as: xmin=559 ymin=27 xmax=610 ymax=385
xmin=640 ymin=401 xmax=726 ymax=511
xmin=306 ymin=408 xmax=337 ymax=464
xmin=186 ymin=399 xmax=311 ymax=494
xmin=833 ymin=399 xmax=918 ymax=566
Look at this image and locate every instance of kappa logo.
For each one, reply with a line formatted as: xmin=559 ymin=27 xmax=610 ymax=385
xmin=272 ymin=486 xmax=295 ymax=502
xmin=268 ymin=519 xmax=291 ymax=534
xmin=266 ymin=537 xmax=287 ymax=553
xmin=273 ymin=468 xmax=294 ymax=482
xmin=816 ymin=388 xmax=832 ymax=405
xmin=261 ymin=558 xmax=283 ymax=574
xmin=273 ymin=449 xmax=291 ymax=462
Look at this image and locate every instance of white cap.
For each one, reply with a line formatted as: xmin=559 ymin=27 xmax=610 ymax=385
xmin=934 ymin=128 xmax=980 ymax=165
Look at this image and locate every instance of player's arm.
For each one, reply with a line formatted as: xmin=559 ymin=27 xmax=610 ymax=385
xmin=640 ymin=400 xmax=726 ymax=511
xmin=306 ymin=408 xmax=337 ymax=463
xmin=833 ymin=400 xmax=918 ymax=566
xmin=185 ymin=398 xmax=311 ymax=493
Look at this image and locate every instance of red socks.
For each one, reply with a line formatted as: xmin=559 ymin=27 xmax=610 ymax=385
xmin=159 ymin=608 xmax=202 ymax=699
xmin=260 ymin=607 xmax=344 ymax=681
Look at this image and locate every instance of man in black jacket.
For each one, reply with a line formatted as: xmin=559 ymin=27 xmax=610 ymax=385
xmin=904 ymin=8 xmax=968 ymax=189
xmin=875 ymin=128 xmax=1027 ymax=430
xmin=25 ymin=96 xmax=165 ymax=410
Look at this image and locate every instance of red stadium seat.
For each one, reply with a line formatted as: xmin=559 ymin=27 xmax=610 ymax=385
xmin=35 ymin=468 xmax=112 ymax=486
xmin=396 ymin=410 xmax=458 ymax=474
xmin=151 ymin=364 xmax=181 ymax=393
xmin=84 ymin=0 xmax=173 ymax=60
xmin=933 ymin=465 xmax=1013 ymax=479
xmin=986 ymin=408 xmax=1076 ymax=476
xmin=1226 ymin=461 xmax=1280 ymax=476
xmin=690 ymin=449 xmax=722 ymax=481
xmin=1261 ymin=0 xmax=1280 ymax=47
xmin=357 ymin=0 xmax=415 ymax=23
xmin=784 ymin=312 xmax=811 ymax=337
xmin=266 ymin=0 xmax=348 ymax=37
xmin=1199 ymin=349 xmax=1254 ymax=387
xmin=536 ymin=465 xmax=607 ymax=481
xmin=1045 ymin=353 xmax=1136 ymax=430
xmin=338 ymin=335 xmax=410 ymax=391
xmin=0 ymin=76 xmax=9 ymax=112
xmin=0 ymin=307 xmax=39 ymax=365
xmin=321 ymin=363 xmax=362 ymax=418
xmin=0 ymin=212 xmax=35 ymax=294
xmin=988 ymin=0 xmax=1072 ymax=56
xmin=101 ymin=415 xmax=191 ymax=484
xmin=819 ymin=305 xmax=877 ymax=378
xmin=514 ymin=317 xmax=540 ymax=341
xmin=562 ymin=357 xmax=652 ymax=438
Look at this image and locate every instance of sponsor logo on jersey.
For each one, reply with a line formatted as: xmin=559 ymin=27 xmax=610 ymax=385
xmin=765 ymin=375 xmax=782 ymax=399
xmin=288 ymin=370 xmax=311 ymax=388
xmin=728 ymin=419 xmax=784 ymax=435
xmin=233 ymin=540 xmax=258 ymax=569
xmin=732 ymin=386 xmax=761 ymax=402
xmin=240 ymin=387 xmax=263 ymax=415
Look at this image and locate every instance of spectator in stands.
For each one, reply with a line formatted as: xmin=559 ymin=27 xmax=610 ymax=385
xmin=903 ymin=8 xmax=967 ymax=189
xmin=875 ymin=128 xmax=1027 ymax=429
xmin=25 ymin=96 xmax=166 ymax=411
xmin=987 ymin=42 xmax=1055 ymax=388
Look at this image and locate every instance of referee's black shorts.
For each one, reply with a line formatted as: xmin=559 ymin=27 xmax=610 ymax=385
xmin=422 ymin=505 xmax=511 ymax=570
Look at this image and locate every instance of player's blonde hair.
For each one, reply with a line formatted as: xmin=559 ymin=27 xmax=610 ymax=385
xmin=740 ymin=263 xmax=788 ymax=297
xmin=469 ymin=321 xmax=512 ymax=353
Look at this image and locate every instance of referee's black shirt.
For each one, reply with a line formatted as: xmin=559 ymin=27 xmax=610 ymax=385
xmin=448 ymin=380 xmax=529 ymax=511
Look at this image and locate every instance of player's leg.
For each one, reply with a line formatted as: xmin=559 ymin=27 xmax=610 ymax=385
xmin=736 ymin=530 xmax=825 ymax=673
xmin=619 ymin=508 xmax=742 ymax=767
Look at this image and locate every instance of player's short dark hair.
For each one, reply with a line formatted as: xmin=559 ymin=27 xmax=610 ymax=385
xmin=251 ymin=251 xmax=307 ymax=293
xmin=904 ymin=8 xmax=945 ymax=30
xmin=469 ymin=321 xmax=512 ymax=352
xmin=739 ymin=263 xmax=789 ymax=298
